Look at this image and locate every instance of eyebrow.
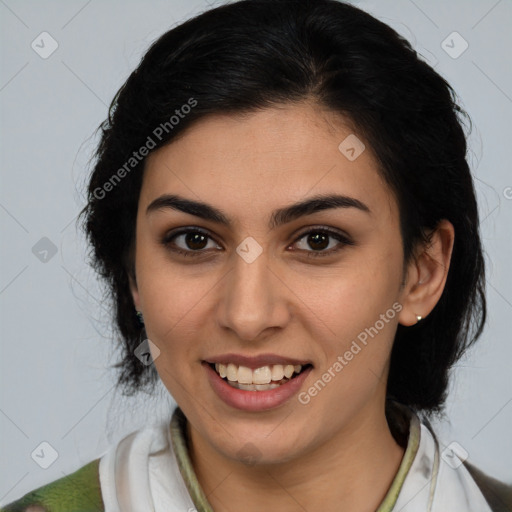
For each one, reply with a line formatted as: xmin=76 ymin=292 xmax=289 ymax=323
xmin=146 ymin=193 xmax=371 ymax=230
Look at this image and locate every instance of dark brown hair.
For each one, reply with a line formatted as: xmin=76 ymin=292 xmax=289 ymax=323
xmin=78 ymin=0 xmax=486 ymax=415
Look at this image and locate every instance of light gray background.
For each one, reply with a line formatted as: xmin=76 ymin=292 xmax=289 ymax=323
xmin=1 ymin=0 xmax=511 ymax=504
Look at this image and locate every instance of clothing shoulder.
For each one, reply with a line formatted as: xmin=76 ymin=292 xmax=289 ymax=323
xmin=464 ymin=460 xmax=512 ymax=512
xmin=0 ymin=458 xmax=104 ymax=512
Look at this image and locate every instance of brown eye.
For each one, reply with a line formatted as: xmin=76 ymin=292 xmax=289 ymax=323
xmin=181 ymin=231 xmax=209 ymax=250
xmin=292 ymin=227 xmax=354 ymax=258
xmin=161 ymin=228 xmax=221 ymax=257
xmin=304 ymin=232 xmax=330 ymax=251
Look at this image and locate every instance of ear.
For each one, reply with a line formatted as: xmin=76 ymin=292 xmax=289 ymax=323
xmin=398 ymin=219 xmax=455 ymax=326
xmin=128 ymin=273 xmax=141 ymax=312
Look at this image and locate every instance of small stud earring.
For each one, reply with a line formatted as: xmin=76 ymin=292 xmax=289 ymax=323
xmin=136 ymin=310 xmax=144 ymax=326
xmin=416 ymin=315 xmax=422 ymax=323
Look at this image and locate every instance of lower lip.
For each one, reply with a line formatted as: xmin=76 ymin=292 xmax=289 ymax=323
xmin=203 ymin=362 xmax=313 ymax=412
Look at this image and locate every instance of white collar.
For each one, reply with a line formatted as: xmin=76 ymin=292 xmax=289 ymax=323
xmin=98 ymin=409 xmax=492 ymax=512
xmin=392 ymin=420 xmax=492 ymax=511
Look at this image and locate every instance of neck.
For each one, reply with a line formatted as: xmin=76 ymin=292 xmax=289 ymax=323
xmin=186 ymin=400 xmax=406 ymax=512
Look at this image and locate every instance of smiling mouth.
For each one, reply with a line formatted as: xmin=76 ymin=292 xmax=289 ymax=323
xmin=208 ymin=362 xmax=313 ymax=391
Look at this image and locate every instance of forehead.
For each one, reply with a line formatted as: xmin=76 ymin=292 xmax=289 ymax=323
xmin=141 ymin=103 xmax=397 ymax=226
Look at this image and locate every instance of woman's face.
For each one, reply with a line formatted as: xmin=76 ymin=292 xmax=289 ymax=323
xmin=130 ymin=102 xmax=415 ymax=464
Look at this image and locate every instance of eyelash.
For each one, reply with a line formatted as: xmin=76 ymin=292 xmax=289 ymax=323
xmin=161 ymin=226 xmax=354 ymax=259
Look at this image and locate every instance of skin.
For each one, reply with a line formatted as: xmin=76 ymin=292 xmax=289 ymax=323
xmin=129 ymin=102 xmax=454 ymax=512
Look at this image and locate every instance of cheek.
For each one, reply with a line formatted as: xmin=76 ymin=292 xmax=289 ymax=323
xmin=300 ymin=249 xmax=402 ymax=378
xmin=134 ymin=262 xmax=209 ymax=383
xmin=302 ymin=254 xmax=401 ymax=336
xmin=136 ymin=237 xmax=218 ymax=331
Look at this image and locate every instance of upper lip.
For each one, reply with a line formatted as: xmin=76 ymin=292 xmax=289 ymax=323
xmin=204 ymin=353 xmax=312 ymax=369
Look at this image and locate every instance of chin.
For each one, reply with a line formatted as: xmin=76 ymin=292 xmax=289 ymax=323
xmin=213 ymin=419 xmax=311 ymax=466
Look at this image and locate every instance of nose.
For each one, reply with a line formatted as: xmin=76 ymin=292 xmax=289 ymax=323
xmin=217 ymin=248 xmax=291 ymax=342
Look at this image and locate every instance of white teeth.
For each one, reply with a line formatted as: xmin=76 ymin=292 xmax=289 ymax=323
xmin=226 ymin=363 xmax=238 ymax=382
xmin=283 ymin=365 xmax=295 ymax=378
xmin=271 ymin=364 xmax=284 ymax=381
xmin=253 ymin=366 xmax=272 ymax=384
xmin=213 ymin=362 xmax=304 ymax=385
xmin=237 ymin=366 xmax=253 ymax=384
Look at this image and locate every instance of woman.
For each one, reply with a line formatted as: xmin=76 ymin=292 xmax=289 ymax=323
xmin=2 ymin=0 xmax=510 ymax=510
